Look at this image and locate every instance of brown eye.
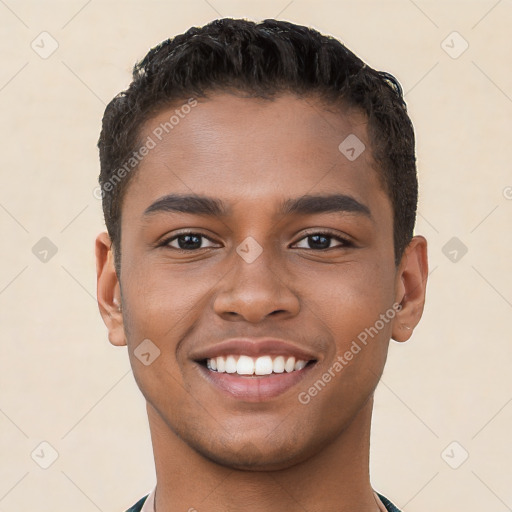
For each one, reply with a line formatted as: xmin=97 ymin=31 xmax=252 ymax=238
xmin=163 ymin=232 xmax=218 ymax=251
xmin=293 ymin=232 xmax=352 ymax=250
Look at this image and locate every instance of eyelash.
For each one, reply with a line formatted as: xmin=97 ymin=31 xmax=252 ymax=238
xmin=159 ymin=230 xmax=354 ymax=252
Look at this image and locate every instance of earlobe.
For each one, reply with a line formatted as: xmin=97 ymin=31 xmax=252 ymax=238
xmin=95 ymin=231 xmax=127 ymax=346
xmin=391 ymin=235 xmax=428 ymax=343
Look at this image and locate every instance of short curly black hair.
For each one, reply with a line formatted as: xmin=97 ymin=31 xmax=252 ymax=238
xmin=98 ymin=18 xmax=417 ymax=276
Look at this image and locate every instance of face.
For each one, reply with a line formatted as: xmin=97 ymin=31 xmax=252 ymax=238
xmin=97 ymin=93 xmax=427 ymax=471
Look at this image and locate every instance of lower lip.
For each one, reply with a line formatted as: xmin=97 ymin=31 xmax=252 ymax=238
xmin=196 ymin=363 xmax=316 ymax=402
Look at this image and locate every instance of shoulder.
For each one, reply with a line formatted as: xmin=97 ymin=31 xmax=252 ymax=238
xmin=376 ymin=492 xmax=403 ymax=512
xmin=125 ymin=494 xmax=149 ymax=512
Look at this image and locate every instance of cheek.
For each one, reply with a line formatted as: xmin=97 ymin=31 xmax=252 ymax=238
xmin=121 ymin=257 xmax=217 ymax=341
xmin=309 ymin=258 xmax=396 ymax=336
xmin=120 ymin=271 xmax=200 ymax=416
xmin=120 ymin=260 xmax=223 ymax=403
xmin=335 ymin=264 xmax=395 ymax=371
xmin=298 ymin=269 xmax=394 ymax=424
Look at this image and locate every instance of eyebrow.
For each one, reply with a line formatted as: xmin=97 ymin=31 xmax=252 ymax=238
xmin=143 ymin=193 xmax=372 ymax=219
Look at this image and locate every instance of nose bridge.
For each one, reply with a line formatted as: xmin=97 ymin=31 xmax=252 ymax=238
xmin=213 ymin=236 xmax=300 ymax=322
xmin=233 ymin=238 xmax=280 ymax=289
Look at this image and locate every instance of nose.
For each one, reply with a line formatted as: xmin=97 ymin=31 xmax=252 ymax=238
xmin=213 ymin=247 xmax=301 ymax=324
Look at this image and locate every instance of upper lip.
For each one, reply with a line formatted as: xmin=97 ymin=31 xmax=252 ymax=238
xmin=190 ymin=338 xmax=319 ymax=362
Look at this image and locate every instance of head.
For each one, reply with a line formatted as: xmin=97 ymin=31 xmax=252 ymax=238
xmin=95 ymin=18 xmax=427 ymax=470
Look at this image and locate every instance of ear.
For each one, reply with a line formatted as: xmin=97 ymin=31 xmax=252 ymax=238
xmin=95 ymin=231 xmax=126 ymax=346
xmin=391 ymin=235 xmax=428 ymax=342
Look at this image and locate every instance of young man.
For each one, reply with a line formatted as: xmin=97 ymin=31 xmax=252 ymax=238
xmin=95 ymin=18 xmax=428 ymax=512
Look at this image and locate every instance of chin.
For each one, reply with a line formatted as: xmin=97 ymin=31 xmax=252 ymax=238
xmin=195 ymin=434 xmax=316 ymax=472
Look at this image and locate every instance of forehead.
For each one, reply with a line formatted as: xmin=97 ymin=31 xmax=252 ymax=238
xmin=122 ymin=93 xmax=389 ymax=220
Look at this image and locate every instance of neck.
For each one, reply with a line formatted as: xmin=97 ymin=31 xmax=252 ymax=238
xmin=147 ymin=395 xmax=380 ymax=512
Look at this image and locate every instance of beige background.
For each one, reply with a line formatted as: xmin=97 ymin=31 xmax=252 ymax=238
xmin=1 ymin=0 xmax=511 ymax=510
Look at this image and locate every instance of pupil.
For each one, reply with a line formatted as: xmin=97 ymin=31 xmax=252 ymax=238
xmin=179 ymin=234 xmax=201 ymax=250
xmin=310 ymin=235 xmax=329 ymax=249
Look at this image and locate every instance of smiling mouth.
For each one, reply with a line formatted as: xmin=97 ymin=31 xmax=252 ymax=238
xmin=199 ymin=355 xmax=317 ymax=376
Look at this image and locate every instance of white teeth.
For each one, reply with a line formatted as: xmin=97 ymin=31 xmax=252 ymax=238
xmin=294 ymin=359 xmax=307 ymax=371
xmin=225 ymin=355 xmax=237 ymax=373
xmin=236 ymin=355 xmax=254 ymax=375
xmin=284 ymin=356 xmax=295 ymax=373
xmin=205 ymin=355 xmax=311 ymax=375
xmin=273 ymin=355 xmax=285 ymax=373
xmin=254 ymin=355 xmax=273 ymax=375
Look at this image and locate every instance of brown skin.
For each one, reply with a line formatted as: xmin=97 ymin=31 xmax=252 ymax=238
xmin=96 ymin=93 xmax=428 ymax=512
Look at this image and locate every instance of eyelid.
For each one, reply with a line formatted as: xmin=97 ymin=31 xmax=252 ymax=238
xmin=159 ymin=230 xmax=221 ymax=249
xmin=291 ymin=228 xmax=354 ymax=248
xmin=158 ymin=228 xmax=354 ymax=251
